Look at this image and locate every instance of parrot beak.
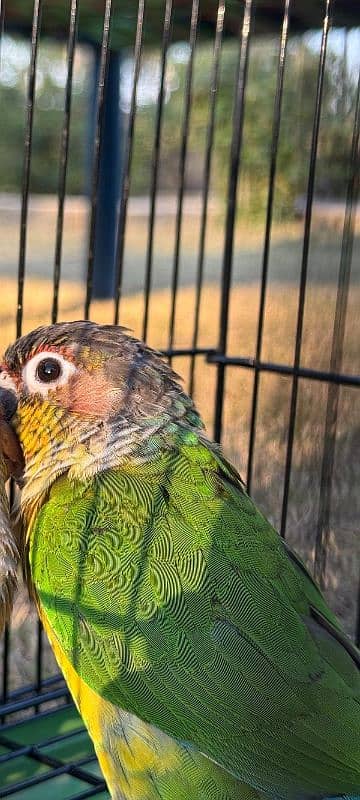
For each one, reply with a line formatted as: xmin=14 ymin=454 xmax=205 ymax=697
xmin=0 ymin=387 xmax=24 ymax=481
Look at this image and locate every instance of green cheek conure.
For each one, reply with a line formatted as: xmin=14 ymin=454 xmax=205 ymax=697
xmin=0 ymin=321 xmax=358 ymax=800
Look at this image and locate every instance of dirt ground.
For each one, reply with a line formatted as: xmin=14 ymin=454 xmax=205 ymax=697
xmin=0 ymin=273 xmax=359 ymax=693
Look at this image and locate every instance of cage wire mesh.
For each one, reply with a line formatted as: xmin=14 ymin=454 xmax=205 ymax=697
xmin=0 ymin=0 xmax=359 ymax=796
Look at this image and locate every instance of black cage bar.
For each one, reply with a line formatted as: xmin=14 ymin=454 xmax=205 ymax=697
xmin=0 ymin=0 xmax=359 ymax=797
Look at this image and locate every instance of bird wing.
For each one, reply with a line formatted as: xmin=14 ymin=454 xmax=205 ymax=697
xmin=28 ymin=436 xmax=360 ymax=799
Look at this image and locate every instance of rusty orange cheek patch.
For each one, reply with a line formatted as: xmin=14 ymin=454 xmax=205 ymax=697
xmin=56 ymin=372 xmax=113 ymax=416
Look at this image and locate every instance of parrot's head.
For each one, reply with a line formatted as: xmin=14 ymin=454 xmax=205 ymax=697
xmin=0 ymin=321 xmax=201 ymax=515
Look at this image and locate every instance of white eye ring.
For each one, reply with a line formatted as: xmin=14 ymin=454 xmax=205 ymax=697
xmin=22 ymin=351 xmax=76 ymax=396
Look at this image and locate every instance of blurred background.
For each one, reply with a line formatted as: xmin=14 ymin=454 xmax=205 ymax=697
xmin=0 ymin=0 xmax=359 ymax=699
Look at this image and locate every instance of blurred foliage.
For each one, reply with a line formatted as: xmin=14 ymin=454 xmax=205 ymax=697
xmin=5 ymin=0 xmax=359 ymax=43
xmin=127 ymin=33 xmax=358 ymax=218
xmin=0 ymin=37 xmax=90 ymax=195
xmin=0 ymin=33 xmax=357 ymax=219
xmin=6 ymin=1 xmax=245 ymax=49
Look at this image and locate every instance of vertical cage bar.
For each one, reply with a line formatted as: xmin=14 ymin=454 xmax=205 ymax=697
xmin=168 ymin=0 xmax=199 ymax=359
xmin=213 ymin=0 xmax=253 ymax=442
xmin=16 ymin=0 xmax=42 ymax=339
xmin=314 ymin=73 xmax=360 ymax=593
xmin=2 ymin=485 xmax=16 ymax=709
xmin=35 ymin=617 xmax=43 ymax=705
xmin=280 ymin=0 xmax=332 ymax=538
xmin=0 ymin=0 xmax=5 ymax=67
xmin=41 ymin=0 xmax=78 ymax=699
xmin=246 ymin=0 xmax=291 ymax=493
xmin=0 ymin=0 xmax=7 ymax=713
xmin=189 ymin=0 xmax=225 ymax=397
xmin=84 ymin=0 xmax=113 ymax=320
xmin=51 ymin=0 xmax=79 ymax=324
xmin=357 ymin=571 xmax=360 ymax=648
xmin=142 ymin=0 xmax=173 ymax=341
xmin=1 ymin=627 xmax=9 ymax=712
xmin=6 ymin=0 xmax=42 ymax=712
xmin=113 ymin=0 xmax=146 ymax=326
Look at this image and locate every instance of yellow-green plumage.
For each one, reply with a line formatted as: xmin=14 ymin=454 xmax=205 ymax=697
xmin=1 ymin=321 xmax=359 ymax=800
xmin=29 ymin=440 xmax=360 ymax=799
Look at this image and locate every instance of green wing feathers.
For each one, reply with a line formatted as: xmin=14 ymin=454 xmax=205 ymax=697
xmin=28 ymin=433 xmax=360 ymax=798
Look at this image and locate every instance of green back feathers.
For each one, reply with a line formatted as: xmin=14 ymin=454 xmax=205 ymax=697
xmin=28 ymin=432 xmax=360 ymax=798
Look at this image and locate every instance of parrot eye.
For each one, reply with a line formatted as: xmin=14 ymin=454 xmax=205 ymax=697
xmin=22 ymin=351 xmax=76 ymax=396
xmin=36 ymin=358 xmax=62 ymax=383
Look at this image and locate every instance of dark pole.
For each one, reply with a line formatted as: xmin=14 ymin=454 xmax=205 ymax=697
xmin=88 ymin=46 xmax=122 ymax=299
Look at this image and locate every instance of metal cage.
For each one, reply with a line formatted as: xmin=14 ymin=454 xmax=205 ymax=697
xmin=0 ymin=0 xmax=359 ymax=797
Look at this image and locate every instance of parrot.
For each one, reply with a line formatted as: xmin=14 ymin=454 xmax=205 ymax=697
xmin=0 ymin=399 xmax=24 ymax=634
xmin=0 ymin=319 xmax=359 ymax=800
